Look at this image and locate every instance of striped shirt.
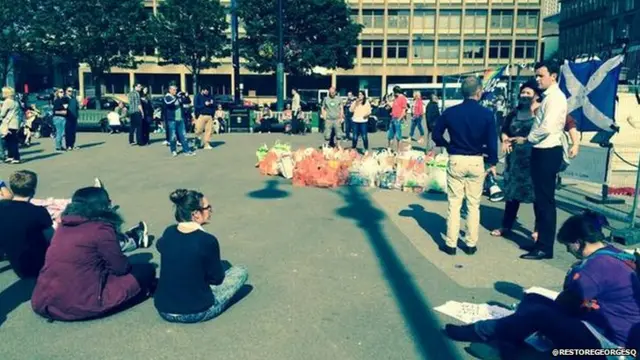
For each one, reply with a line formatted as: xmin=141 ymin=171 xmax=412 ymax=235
xmin=128 ymin=90 xmax=142 ymax=114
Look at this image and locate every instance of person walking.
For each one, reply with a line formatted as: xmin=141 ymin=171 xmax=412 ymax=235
xmin=409 ymin=90 xmax=425 ymax=145
xmin=52 ymin=88 xmax=68 ymax=152
xmin=0 ymin=87 xmax=23 ymax=163
xmin=64 ymin=87 xmax=80 ymax=151
xmin=432 ymin=77 xmax=498 ymax=256
xmin=127 ymin=83 xmax=144 ymax=146
xmin=509 ymin=60 xmax=567 ymax=260
xmin=193 ymin=88 xmax=214 ymax=150
xmin=321 ymin=87 xmax=344 ymax=147
xmin=349 ymin=90 xmax=372 ymax=152
xmin=387 ymin=86 xmax=407 ymax=152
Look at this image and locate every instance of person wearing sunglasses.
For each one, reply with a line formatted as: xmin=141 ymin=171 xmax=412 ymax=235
xmin=154 ymin=189 xmax=249 ymax=323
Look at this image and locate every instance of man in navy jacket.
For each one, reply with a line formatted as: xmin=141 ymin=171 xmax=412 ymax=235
xmin=164 ymin=85 xmax=195 ymax=157
xmin=432 ymin=77 xmax=497 ymax=256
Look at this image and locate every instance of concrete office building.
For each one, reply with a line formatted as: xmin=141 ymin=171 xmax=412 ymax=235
xmin=78 ymin=0 xmax=543 ymax=101
xmin=558 ymin=0 xmax=639 ymax=82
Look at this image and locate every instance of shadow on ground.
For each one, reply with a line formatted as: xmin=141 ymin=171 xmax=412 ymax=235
xmin=23 ymin=153 xmax=61 ymax=163
xmin=0 ymin=277 xmax=36 ymax=327
xmin=247 ymin=179 xmax=290 ymax=200
xmin=78 ymin=142 xmax=106 ymax=150
xmin=398 ymin=204 xmax=446 ymax=247
xmin=336 ymin=186 xmax=461 ymax=360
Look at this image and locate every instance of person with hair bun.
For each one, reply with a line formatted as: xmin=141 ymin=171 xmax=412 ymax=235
xmin=445 ymin=211 xmax=640 ymax=356
xmin=154 ymin=189 xmax=249 ymax=323
xmin=31 ymin=186 xmax=156 ymax=321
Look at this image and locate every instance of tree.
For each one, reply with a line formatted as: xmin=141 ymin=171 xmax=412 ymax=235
xmin=237 ymin=0 xmax=362 ymax=76
xmin=153 ymin=0 xmax=229 ymax=96
xmin=0 ymin=1 xmax=34 ymax=87
xmin=36 ymin=0 xmax=152 ymax=108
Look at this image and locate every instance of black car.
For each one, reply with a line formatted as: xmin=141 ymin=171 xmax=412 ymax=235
xmin=82 ymin=96 xmax=124 ymax=111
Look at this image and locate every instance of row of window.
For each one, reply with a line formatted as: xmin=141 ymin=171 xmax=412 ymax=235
xmin=356 ymin=9 xmax=539 ymax=34
xmin=361 ymin=0 xmax=539 ymax=4
xmin=360 ymin=39 xmax=537 ymax=61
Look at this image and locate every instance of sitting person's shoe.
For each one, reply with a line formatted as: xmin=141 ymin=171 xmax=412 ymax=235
xmin=444 ymin=324 xmax=483 ymax=342
xmin=520 ymin=250 xmax=552 ymax=260
xmin=126 ymin=221 xmax=149 ymax=248
xmin=94 ymin=178 xmax=104 ymax=188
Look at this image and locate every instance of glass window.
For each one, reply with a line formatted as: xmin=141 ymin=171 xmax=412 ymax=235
xmin=350 ymin=10 xmax=360 ymax=24
xmin=388 ymin=10 xmax=410 ymax=29
xmin=437 ymin=40 xmax=460 ymax=63
xmin=362 ymin=10 xmax=385 ymax=29
xmin=516 ymin=10 xmax=539 ymax=31
xmin=463 ymin=40 xmax=485 ymax=61
xmin=491 ymin=10 xmax=513 ymax=33
xmin=387 ymin=41 xmax=409 ymax=59
xmin=464 ymin=10 xmax=487 ymax=34
xmin=413 ymin=10 xmax=436 ymax=32
xmin=439 ymin=10 xmax=462 ymax=34
xmin=489 ymin=40 xmax=511 ymax=59
xmin=362 ymin=40 xmax=384 ymax=58
xmin=413 ymin=40 xmax=435 ymax=60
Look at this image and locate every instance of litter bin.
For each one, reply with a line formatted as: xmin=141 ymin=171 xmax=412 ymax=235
xmin=228 ymin=107 xmax=251 ymax=133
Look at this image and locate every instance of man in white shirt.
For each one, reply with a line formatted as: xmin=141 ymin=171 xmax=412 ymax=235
xmin=510 ymin=60 xmax=567 ymax=260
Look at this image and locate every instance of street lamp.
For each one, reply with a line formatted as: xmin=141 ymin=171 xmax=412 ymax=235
xmin=276 ymin=0 xmax=284 ymax=111
xmin=231 ymin=0 xmax=241 ymax=105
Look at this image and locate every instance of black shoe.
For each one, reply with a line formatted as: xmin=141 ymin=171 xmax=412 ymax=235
xmin=439 ymin=244 xmax=457 ymax=255
xmin=519 ymin=250 xmax=552 ymax=260
xmin=126 ymin=221 xmax=149 ymax=248
xmin=461 ymin=244 xmax=477 ymax=255
xmin=444 ymin=324 xmax=483 ymax=342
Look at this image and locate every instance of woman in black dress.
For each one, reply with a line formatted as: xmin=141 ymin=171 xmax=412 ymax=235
xmin=139 ymin=86 xmax=154 ymax=146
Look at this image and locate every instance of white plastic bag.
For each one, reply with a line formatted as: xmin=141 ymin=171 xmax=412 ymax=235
xmin=278 ymin=155 xmax=295 ymax=179
xmin=426 ymin=154 xmax=448 ymax=193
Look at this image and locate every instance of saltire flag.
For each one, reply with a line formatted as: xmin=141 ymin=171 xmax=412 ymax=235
xmin=481 ymin=65 xmax=508 ymax=100
xmin=559 ymin=55 xmax=625 ymax=132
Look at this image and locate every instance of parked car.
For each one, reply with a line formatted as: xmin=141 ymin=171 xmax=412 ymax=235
xmin=81 ymin=96 xmax=125 ymax=111
xmin=212 ymin=95 xmax=256 ymax=110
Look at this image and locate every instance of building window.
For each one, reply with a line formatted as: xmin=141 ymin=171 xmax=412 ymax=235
xmin=439 ymin=0 xmax=462 ymax=4
xmin=466 ymin=0 xmax=488 ymax=4
xmin=491 ymin=10 xmax=513 ymax=34
xmin=464 ymin=10 xmax=487 ymax=34
xmin=362 ymin=40 xmax=384 ymax=59
xmin=463 ymin=40 xmax=485 ymax=63
xmin=350 ymin=10 xmax=360 ymax=24
xmin=437 ymin=40 xmax=460 ymax=64
xmin=387 ymin=40 xmax=409 ymax=62
xmin=362 ymin=10 xmax=385 ymax=29
xmin=413 ymin=40 xmax=435 ymax=62
xmin=516 ymin=10 xmax=538 ymax=33
xmin=413 ymin=10 xmax=436 ymax=33
xmin=388 ymin=10 xmax=410 ymax=29
xmin=439 ymin=10 xmax=462 ymax=34
xmin=413 ymin=0 xmax=436 ymax=5
xmin=489 ymin=40 xmax=511 ymax=62
xmin=514 ymin=40 xmax=536 ymax=59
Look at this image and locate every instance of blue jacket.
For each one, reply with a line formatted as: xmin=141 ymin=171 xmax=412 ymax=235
xmin=163 ymin=93 xmax=191 ymax=122
xmin=194 ymin=93 xmax=214 ymax=117
xmin=432 ymin=98 xmax=498 ymax=165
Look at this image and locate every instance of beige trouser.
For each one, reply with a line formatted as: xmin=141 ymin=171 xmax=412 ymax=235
xmin=445 ymin=155 xmax=486 ymax=248
xmin=195 ymin=115 xmax=213 ymax=146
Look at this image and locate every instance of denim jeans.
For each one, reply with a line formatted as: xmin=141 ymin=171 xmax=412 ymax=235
xmin=352 ymin=121 xmax=368 ymax=150
xmin=410 ymin=116 xmax=424 ymax=138
xmin=159 ymin=266 xmax=249 ymax=323
xmin=387 ymin=117 xmax=403 ymax=141
xmin=167 ymin=120 xmax=191 ymax=153
xmin=53 ymin=116 xmax=66 ymax=150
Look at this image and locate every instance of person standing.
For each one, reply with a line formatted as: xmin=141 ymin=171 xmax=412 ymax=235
xmin=432 ymin=77 xmax=498 ymax=256
xmin=426 ymin=93 xmax=441 ymax=152
xmin=194 ymin=88 xmax=214 ymax=150
xmin=140 ymin=86 xmax=153 ymax=146
xmin=343 ymin=91 xmax=356 ymax=140
xmin=349 ymin=90 xmax=371 ymax=152
xmin=52 ymin=88 xmax=68 ymax=152
xmin=509 ymin=60 xmax=567 ymax=260
xmin=388 ymin=86 xmax=407 ymax=152
xmin=291 ymin=89 xmax=302 ymax=134
xmin=127 ymin=83 xmax=144 ymax=146
xmin=409 ymin=91 xmax=425 ymax=145
xmin=321 ymin=87 xmax=344 ymax=147
xmin=64 ymin=87 xmax=80 ymax=151
xmin=0 ymin=87 xmax=22 ymax=163
xmin=164 ymin=85 xmax=195 ymax=157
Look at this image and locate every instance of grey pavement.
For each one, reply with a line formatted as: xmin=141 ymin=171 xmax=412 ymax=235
xmin=0 ymin=131 xmax=629 ymax=360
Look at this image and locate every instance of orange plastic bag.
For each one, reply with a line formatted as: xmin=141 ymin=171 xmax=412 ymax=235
xmin=259 ymin=151 xmax=279 ymax=176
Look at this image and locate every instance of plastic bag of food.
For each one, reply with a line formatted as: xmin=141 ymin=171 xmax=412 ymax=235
xmin=377 ymin=171 xmax=397 ymax=190
xmin=278 ymin=154 xmax=295 ymax=179
xmin=259 ymin=151 xmax=280 ymax=176
xmin=256 ymin=144 xmax=269 ymax=162
xmin=426 ymin=156 xmax=448 ymax=193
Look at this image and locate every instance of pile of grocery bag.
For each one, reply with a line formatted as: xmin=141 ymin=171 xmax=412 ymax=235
xmin=255 ymin=140 xmax=449 ymax=192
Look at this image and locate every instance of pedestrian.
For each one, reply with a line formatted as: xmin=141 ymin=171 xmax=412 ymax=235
xmin=64 ymin=87 xmax=80 ymax=151
xmin=432 ymin=77 xmax=498 ymax=256
xmin=194 ymin=87 xmax=214 ymax=149
xmin=349 ymin=90 xmax=371 ymax=151
xmin=321 ymin=87 xmax=344 ymax=148
xmin=164 ymin=85 xmax=195 ymax=157
xmin=409 ymin=90 xmax=425 ymax=145
xmin=509 ymin=60 xmax=567 ymax=260
xmin=127 ymin=83 xmax=144 ymax=146
xmin=387 ymin=86 xmax=407 ymax=152
xmin=426 ymin=93 xmax=441 ymax=152
xmin=343 ymin=91 xmax=356 ymax=140
xmin=52 ymin=88 xmax=67 ymax=152
xmin=140 ymin=86 xmax=153 ymax=146
xmin=0 ymin=87 xmax=23 ymax=163
xmin=291 ymin=89 xmax=302 ymax=134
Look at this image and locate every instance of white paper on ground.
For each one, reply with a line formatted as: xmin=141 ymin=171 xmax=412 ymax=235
xmin=523 ymin=287 xmax=560 ymax=300
xmin=435 ymin=298 xmax=555 ymax=352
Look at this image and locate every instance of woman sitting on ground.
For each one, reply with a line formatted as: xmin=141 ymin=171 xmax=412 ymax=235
xmin=154 ymin=189 xmax=249 ymax=323
xmin=31 ymin=187 xmax=156 ymax=321
xmin=445 ymin=211 xmax=640 ymax=356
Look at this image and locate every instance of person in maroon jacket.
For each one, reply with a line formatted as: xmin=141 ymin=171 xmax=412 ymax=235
xmin=31 ymin=187 xmax=156 ymax=321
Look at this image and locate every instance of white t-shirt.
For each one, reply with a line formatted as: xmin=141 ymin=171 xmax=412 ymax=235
xmin=107 ymin=111 xmax=121 ymax=126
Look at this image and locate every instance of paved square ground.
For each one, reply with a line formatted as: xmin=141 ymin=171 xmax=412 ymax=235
xmin=0 ymin=131 xmax=616 ymax=360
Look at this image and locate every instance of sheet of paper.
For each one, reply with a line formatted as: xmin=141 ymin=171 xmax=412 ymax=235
xmin=524 ymin=287 xmax=560 ymax=300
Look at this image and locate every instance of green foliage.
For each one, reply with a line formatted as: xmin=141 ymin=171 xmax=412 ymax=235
xmin=237 ymin=0 xmax=362 ymax=75
xmin=0 ymin=1 xmax=34 ymax=85
xmin=153 ymin=0 xmax=229 ymax=86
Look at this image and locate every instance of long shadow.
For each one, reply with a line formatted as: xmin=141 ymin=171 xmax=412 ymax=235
xmin=23 ymin=153 xmax=61 ymax=163
xmin=480 ymin=204 xmax=531 ymax=249
xmin=336 ymin=186 xmax=461 ymax=360
xmin=20 ymin=149 xmax=44 ymax=156
xmin=421 ymin=191 xmax=447 ymax=202
xmin=207 ymin=141 xmax=225 ymax=149
xmin=494 ymin=281 xmax=525 ymax=301
xmin=78 ymin=141 xmax=106 ymax=149
xmin=398 ymin=204 xmax=447 ymax=247
xmin=0 ymin=278 xmax=36 ymax=327
xmin=247 ymin=179 xmax=290 ymax=200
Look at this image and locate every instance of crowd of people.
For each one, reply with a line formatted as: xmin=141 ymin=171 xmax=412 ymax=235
xmin=0 ymin=170 xmax=248 ymax=323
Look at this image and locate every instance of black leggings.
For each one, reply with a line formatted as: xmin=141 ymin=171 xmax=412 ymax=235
xmin=493 ymin=294 xmax=603 ymax=355
xmin=5 ymin=129 xmax=20 ymax=160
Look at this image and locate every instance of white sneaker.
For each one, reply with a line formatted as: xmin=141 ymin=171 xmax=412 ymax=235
xmin=172 ymin=151 xmax=178 ymax=157
xmin=185 ymin=152 xmax=196 ymax=157
xmin=94 ymin=178 xmax=104 ymax=188
xmin=163 ymin=141 xmax=170 ymax=146
xmin=139 ymin=221 xmax=149 ymax=248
